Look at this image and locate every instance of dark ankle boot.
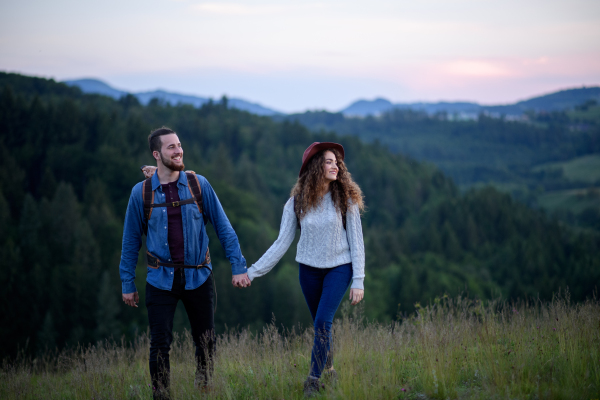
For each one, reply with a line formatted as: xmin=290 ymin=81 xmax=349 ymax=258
xmin=303 ymin=376 xmax=321 ymax=397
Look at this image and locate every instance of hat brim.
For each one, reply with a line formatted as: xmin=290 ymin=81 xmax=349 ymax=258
xmin=299 ymin=142 xmax=345 ymax=177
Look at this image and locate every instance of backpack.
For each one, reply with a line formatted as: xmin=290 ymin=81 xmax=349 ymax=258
xmin=141 ymin=172 xmax=211 ymax=270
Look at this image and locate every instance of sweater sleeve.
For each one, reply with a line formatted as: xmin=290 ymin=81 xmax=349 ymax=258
xmin=247 ymin=197 xmax=297 ymax=280
xmin=346 ymin=203 xmax=365 ymax=290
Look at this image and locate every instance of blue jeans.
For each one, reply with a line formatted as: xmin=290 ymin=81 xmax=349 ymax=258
xmin=299 ymin=263 xmax=353 ymax=379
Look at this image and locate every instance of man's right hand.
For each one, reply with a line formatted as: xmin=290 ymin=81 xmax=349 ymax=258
xmin=123 ymin=292 xmax=139 ymax=308
xmin=141 ymin=165 xmax=157 ymax=179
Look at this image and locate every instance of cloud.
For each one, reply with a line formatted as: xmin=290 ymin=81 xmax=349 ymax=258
xmin=191 ymin=2 xmax=326 ymax=15
xmin=443 ymin=60 xmax=512 ymax=77
xmin=522 ymin=57 xmax=549 ymax=66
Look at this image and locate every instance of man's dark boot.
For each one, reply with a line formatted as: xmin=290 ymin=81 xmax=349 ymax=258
xmin=152 ymin=385 xmax=171 ymax=400
xmin=194 ymin=368 xmax=211 ymax=391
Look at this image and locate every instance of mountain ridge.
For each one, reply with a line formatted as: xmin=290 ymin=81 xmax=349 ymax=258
xmin=63 ymin=78 xmax=284 ymax=116
xmin=341 ymin=87 xmax=600 ymax=117
xmin=64 ymin=77 xmax=600 ymax=118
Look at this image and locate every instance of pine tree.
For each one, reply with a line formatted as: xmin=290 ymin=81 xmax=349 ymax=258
xmin=37 ymin=312 xmax=57 ymax=355
xmin=95 ymin=270 xmax=120 ymax=341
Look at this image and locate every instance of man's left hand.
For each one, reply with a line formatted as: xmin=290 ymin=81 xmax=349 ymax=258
xmin=232 ymin=273 xmax=251 ymax=288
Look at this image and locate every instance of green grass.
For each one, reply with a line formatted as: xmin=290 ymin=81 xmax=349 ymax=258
xmin=533 ymin=154 xmax=600 ymax=184
xmin=537 ymin=187 xmax=600 ymax=214
xmin=567 ymin=105 xmax=600 ymax=123
xmin=2 ymin=294 xmax=599 ymax=399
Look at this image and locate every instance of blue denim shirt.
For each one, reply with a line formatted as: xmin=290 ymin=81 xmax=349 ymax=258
xmin=119 ymin=171 xmax=247 ymax=293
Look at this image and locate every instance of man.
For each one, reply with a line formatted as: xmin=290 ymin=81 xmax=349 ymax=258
xmin=119 ymin=127 xmax=251 ymax=398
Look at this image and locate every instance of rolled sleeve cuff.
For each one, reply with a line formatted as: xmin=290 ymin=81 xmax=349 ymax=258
xmin=122 ymin=281 xmax=137 ymax=294
xmin=350 ymin=278 xmax=364 ymax=290
xmin=231 ymin=263 xmax=248 ymax=276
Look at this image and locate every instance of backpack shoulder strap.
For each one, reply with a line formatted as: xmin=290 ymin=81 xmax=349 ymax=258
xmin=142 ymin=178 xmax=154 ymax=235
xmin=186 ymin=172 xmax=205 ymax=222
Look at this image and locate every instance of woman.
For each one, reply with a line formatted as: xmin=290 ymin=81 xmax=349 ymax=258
xmin=247 ymin=142 xmax=365 ymax=395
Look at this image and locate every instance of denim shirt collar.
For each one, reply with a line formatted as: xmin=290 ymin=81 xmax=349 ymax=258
xmin=151 ymin=170 xmax=189 ymax=191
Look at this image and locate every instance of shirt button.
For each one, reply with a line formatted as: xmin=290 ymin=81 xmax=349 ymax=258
xmin=171 ymin=272 xmax=173 ymax=274
xmin=165 ymin=243 xmax=168 ymax=245
xmin=164 ymin=227 xmax=167 ymax=229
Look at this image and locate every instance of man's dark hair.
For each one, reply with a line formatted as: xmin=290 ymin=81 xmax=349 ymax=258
xmin=148 ymin=127 xmax=176 ymax=154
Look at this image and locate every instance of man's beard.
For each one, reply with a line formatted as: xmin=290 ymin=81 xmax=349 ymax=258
xmin=160 ymin=152 xmax=185 ymax=171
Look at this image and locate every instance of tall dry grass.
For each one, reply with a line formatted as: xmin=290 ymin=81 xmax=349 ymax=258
xmin=2 ymin=293 xmax=599 ymax=399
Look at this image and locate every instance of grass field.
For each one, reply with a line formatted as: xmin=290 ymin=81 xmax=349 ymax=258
xmin=537 ymin=187 xmax=600 ymax=215
xmin=533 ymin=154 xmax=600 ymax=184
xmin=2 ymin=294 xmax=599 ymax=399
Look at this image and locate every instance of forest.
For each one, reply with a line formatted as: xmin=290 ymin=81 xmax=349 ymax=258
xmin=0 ymin=72 xmax=598 ymax=360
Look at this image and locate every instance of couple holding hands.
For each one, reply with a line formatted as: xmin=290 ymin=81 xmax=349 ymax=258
xmin=119 ymin=127 xmax=365 ymax=398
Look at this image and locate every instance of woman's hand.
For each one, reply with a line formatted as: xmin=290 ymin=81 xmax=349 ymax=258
xmin=349 ymin=288 xmax=364 ymax=305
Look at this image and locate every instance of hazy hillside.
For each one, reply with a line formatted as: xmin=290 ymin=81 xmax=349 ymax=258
xmin=285 ymin=103 xmax=600 ymax=231
xmin=0 ymin=72 xmax=598 ymax=360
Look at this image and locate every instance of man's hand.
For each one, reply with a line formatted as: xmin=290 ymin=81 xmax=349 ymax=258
xmin=140 ymin=165 xmax=196 ymax=179
xmin=232 ymin=273 xmax=251 ymax=288
xmin=123 ymin=292 xmax=139 ymax=308
xmin=141 ymin=165 xmax=157 ymax=179
xmin=349 ymin=288 xmax=364 ymax=305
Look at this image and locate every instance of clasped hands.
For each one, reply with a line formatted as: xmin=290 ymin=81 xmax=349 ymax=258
xmin=232 ymin=273 xmax=251 ymax=288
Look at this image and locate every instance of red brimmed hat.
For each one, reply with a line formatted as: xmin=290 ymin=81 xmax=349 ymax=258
xmin=299 ymin=142 xmax=345 ymax=177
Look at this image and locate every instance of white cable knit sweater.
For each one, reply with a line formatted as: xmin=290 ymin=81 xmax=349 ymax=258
xmin=247 ymin=192 xmax=365 ymax=290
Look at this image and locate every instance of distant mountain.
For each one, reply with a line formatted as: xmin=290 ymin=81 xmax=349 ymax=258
xmin=342 ymin=87 xmax=600 ymax=117
xmin=63 ymin=78 xmax=283 ymax=116
xmin=342 ymin=98 xmax=396 ymax=116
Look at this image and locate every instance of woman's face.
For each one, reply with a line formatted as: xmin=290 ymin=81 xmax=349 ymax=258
xmin=322 ymin=150 xmax=338 ymax=183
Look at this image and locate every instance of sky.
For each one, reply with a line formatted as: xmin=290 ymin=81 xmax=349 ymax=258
xmin=1 ymin=0 xmax=599 ymax=113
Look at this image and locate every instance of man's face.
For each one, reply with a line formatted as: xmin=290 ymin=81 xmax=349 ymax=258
xmin=156 ymin=133 xmax=185 ymax=171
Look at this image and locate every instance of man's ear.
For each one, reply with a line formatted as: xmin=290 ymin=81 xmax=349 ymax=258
xmin=152 ymin=151 xmax=161 ymax=161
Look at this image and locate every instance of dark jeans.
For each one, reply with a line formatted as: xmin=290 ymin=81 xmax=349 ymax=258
xmin=146 ymin=269 xmax=215 ymax=392
xmin=299 ymin=263 xmax=352 ymax=379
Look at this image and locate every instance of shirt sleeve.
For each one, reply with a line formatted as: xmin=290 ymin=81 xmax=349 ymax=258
xmin=201 ymin=177 xmax=248 ymax=275
xmin=346 ymin=202 xmax=365 ymax=290
xmin=247 ymin=197 xmax=297 ymax=280
xmin=119 ymin=184 xmax=144 ymax=294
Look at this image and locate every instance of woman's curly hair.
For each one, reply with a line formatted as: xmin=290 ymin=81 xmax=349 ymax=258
xmin=291 ymin=148 xmax=364 ymax=222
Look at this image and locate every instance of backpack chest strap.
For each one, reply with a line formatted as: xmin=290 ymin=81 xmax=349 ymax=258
xmin=142 ymin=173 xmax=204 ymax=227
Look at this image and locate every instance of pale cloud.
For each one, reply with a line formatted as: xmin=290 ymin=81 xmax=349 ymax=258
xmin=523 ymin=57 xmax=550 ymax=66
xmin=443 ymin=60 xmax=513 ymax=77
xmin=191 ymin=2 xmax=326 ymax=15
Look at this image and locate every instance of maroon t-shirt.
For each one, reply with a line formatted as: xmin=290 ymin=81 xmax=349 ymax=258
xmin=162 ymin=180 xmax=185 ymax=265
